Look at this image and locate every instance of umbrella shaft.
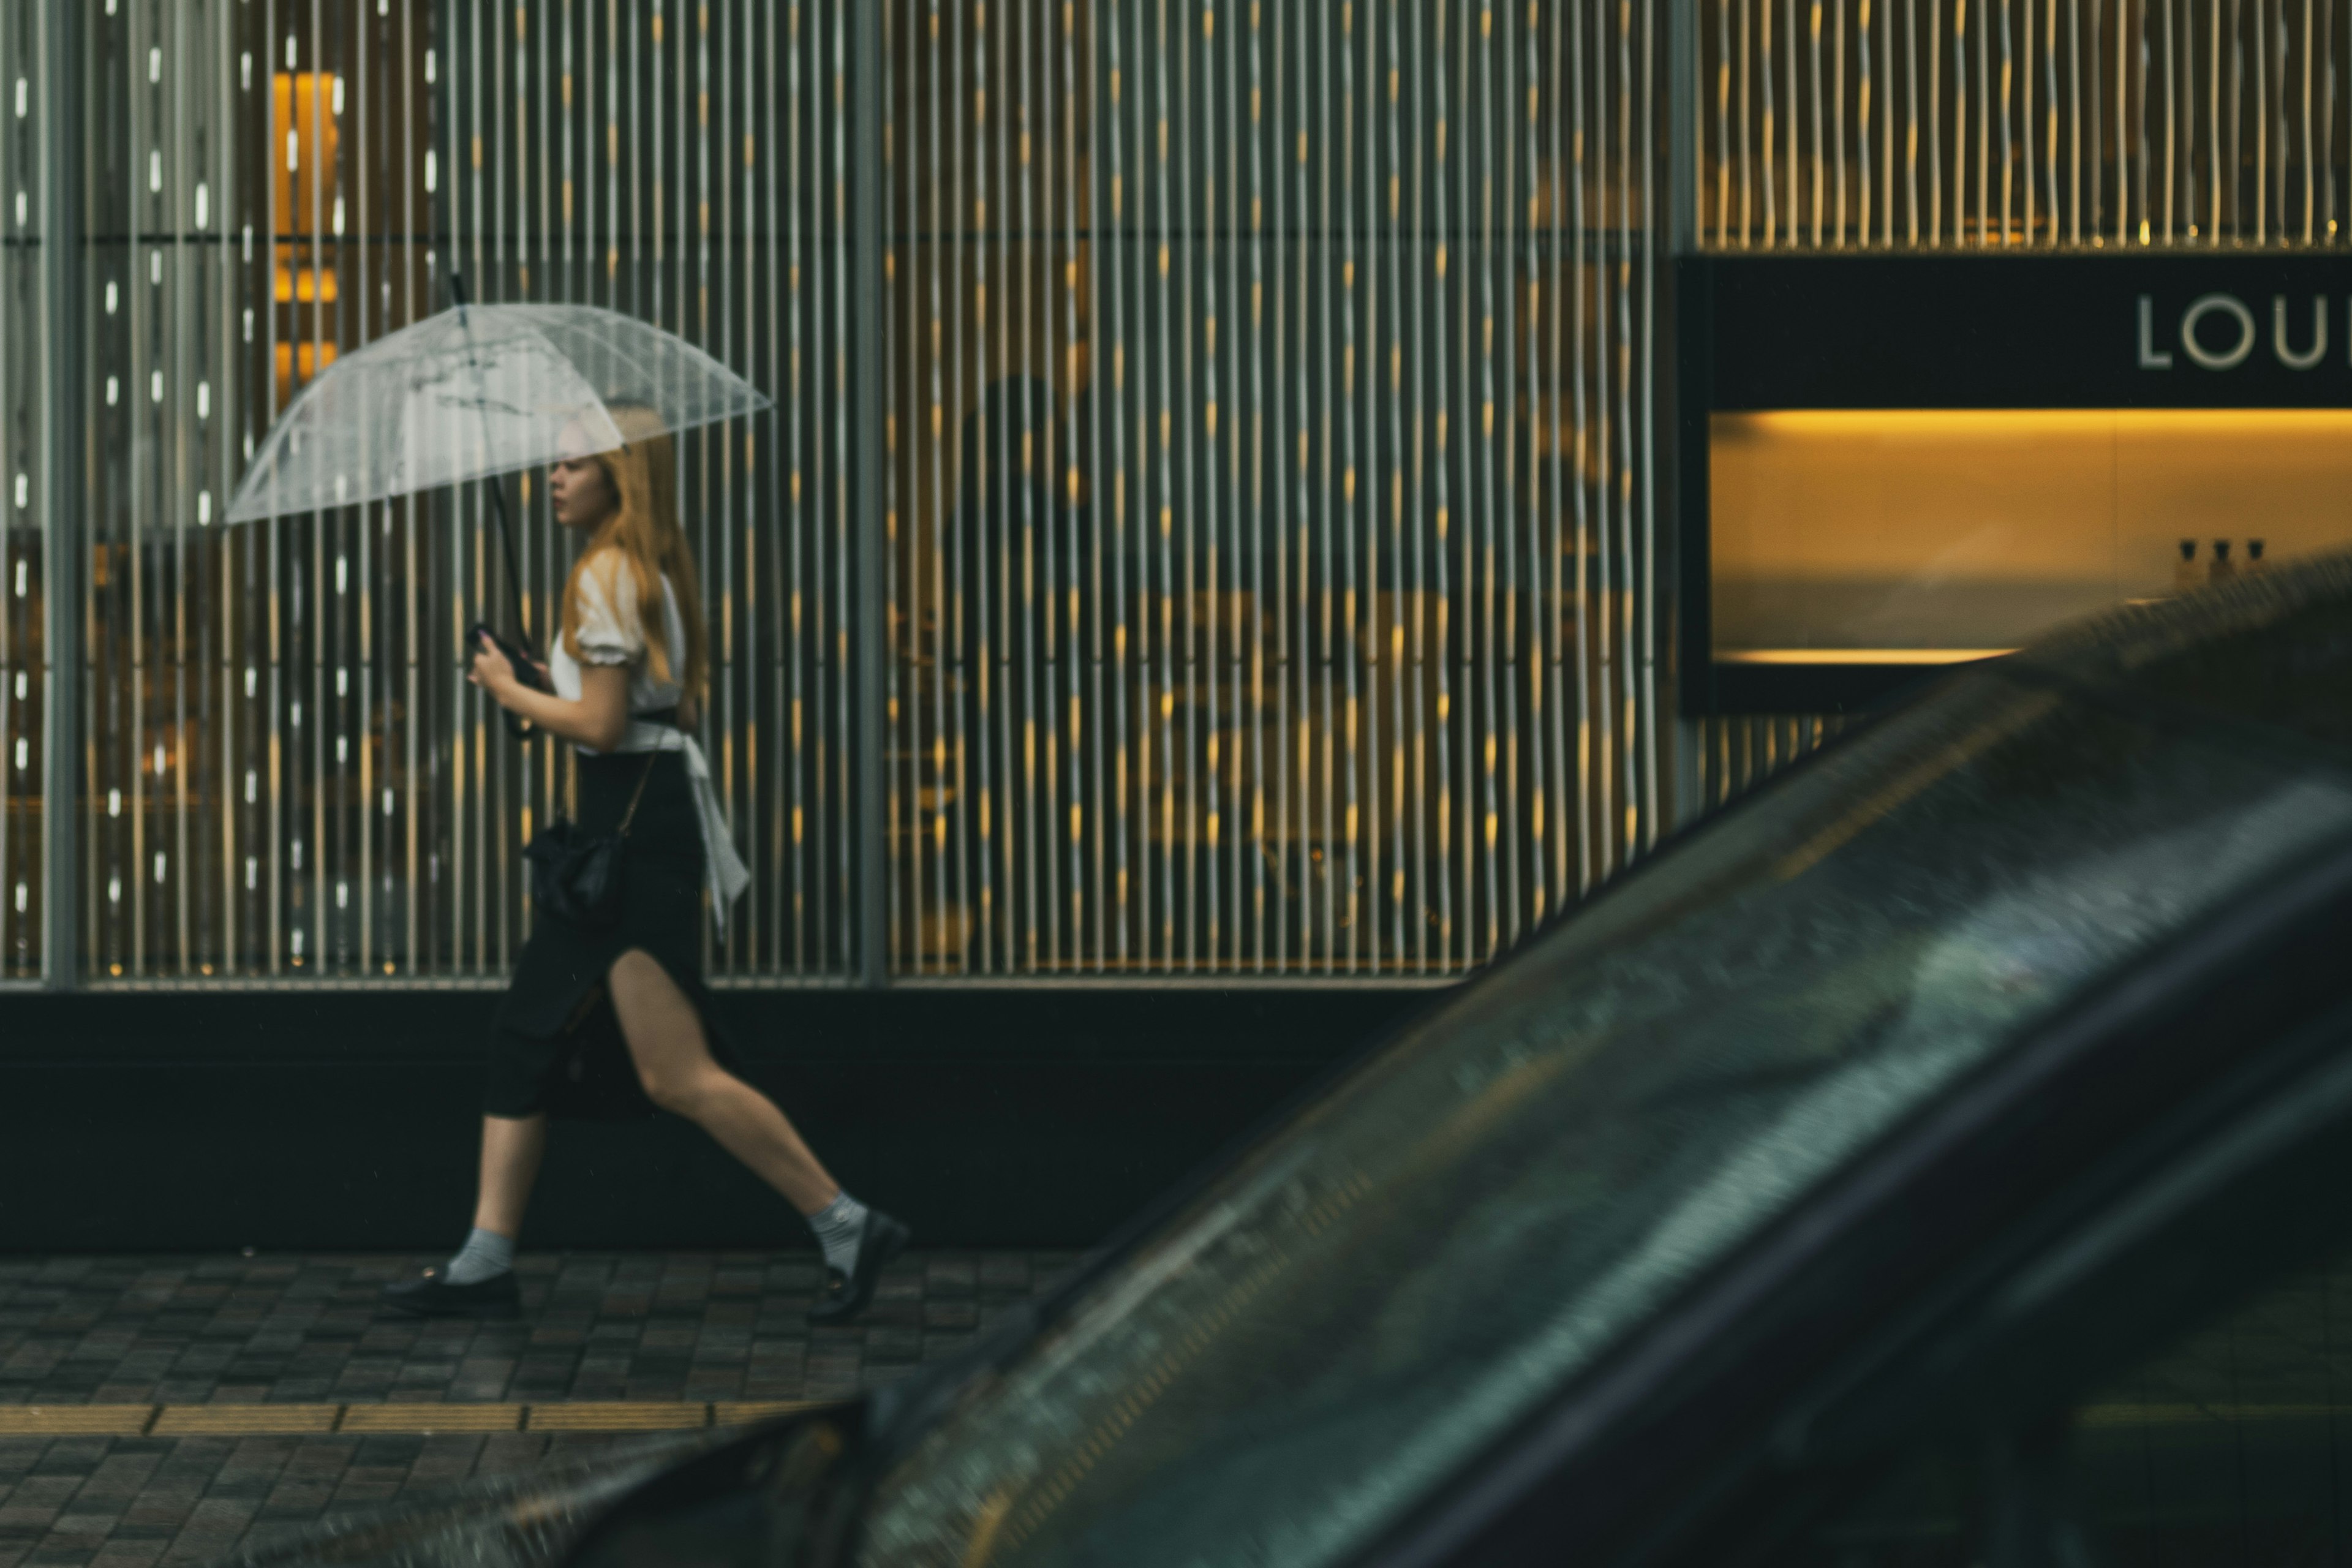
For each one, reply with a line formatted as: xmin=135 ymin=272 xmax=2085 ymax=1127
xmin=484 ymin=475 xmax=532 ymax=653
xmin=450 ymin=270 xmax=533 ymax=655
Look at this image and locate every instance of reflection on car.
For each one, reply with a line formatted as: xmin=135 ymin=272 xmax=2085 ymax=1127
xmin=244 ymin=554 xmax=2352 ymax=1568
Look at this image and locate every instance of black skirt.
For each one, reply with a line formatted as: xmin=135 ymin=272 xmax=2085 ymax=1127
xmin=484 ymin=748 xmax=742 ymax=1121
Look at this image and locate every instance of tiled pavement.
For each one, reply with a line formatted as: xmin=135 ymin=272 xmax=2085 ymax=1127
xmin=0 ymin=1250 xmax=1079 ymax=1567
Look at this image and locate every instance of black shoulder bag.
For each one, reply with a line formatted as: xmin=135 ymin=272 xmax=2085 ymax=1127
xmin=524 ymin=747 xmax=662 ymax=929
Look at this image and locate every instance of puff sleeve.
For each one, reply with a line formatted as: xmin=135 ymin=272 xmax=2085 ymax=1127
xmin=570 ymin=554 xmax=646 ymax=667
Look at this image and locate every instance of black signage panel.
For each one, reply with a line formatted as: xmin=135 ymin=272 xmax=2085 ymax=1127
xmin=1706 ymin=253 xmax=2352 ymax=409
xmin=1681 ymin=252 xmax=2352 ymax=717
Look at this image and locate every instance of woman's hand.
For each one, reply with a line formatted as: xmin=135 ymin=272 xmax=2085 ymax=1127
xmin=469 ymin=636 xmax=552 ymax=710
xmin=471 ymin=643 xmax=631 ymax=752
xmin=467 ymin=635 xmax=519 ymax=701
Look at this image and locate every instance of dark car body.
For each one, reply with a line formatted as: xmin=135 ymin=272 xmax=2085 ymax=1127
xmin=255 ymin=556 xmax=2352 ymax=1568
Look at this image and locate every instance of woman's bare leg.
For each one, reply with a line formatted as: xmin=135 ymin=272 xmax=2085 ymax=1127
xmin=471 ymin=1114 xmax=548 ymax=1238
xmin=608 ymin=949 xmax=843 ymax=1216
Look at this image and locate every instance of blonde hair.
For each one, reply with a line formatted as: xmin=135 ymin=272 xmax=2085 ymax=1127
xmin=559 ymin=404 xmax=710 ymax=718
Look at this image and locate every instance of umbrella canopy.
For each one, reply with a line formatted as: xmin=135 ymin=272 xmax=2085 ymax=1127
xmin=224 ymin=303 xmax=770 ymax=524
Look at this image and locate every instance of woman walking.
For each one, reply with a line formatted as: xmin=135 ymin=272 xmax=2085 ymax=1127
xmin=384 ymin=406 xmax=907 ymax=1324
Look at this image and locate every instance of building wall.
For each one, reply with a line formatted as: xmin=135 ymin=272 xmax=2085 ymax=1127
xmin=39 ymin=0 xmax=2313 ymax=986
xmin=1684 ymin=0 xmax=2350 ymax=802
xmin=0 ymin=984 xmax=1426 ymax=1250
xmin=3 ymin=0 xmax=1698 ymax=989
xmin=1698 ymin=0 xmax=2349 ymax=251
xmin=885 ymin=1 xmax=1680 ymax=974
xmin=0 ymin=6 xmax=53 ymax=982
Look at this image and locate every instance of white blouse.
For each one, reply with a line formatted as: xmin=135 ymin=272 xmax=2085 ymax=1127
xmin=549 ymin=554 xmax=752 ymax=930
xmin=553 ymin=555 xmax=689 ymax=715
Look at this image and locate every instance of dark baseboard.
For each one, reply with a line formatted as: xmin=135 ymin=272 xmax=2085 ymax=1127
xmin=0 ymin=986 xmax=1444 ymax=1253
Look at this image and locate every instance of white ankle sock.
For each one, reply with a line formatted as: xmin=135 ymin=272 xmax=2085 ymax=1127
xmin=445 ymin=1227 xmax=515 ymax=1285
xmin=807 ymin=1191 xmax=869 ymax=1275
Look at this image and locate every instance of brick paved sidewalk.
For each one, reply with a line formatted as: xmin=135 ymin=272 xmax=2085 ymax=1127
xmin=0 ymin=1250 xmax=1079 ymax=1567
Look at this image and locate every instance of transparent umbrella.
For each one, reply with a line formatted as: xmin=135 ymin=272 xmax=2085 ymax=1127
xmin=225 ymin=298 xmax=771 ymax=524
xmin=224 ymin=286 xmax=769 ymax=734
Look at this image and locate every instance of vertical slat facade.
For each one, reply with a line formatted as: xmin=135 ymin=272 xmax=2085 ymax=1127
xmin=1702 ymin=0 xmax=2352 ymax=247
xmin=438 ymin=0 xmax=859 ymax=983
xmin=22 ymin=0 xmax=2348 ymax=989
xmin=0 ymin=5 xmax=43 ymax=980
xmin=885 ymin=0 xmax=1670 ymax=977
xmin=69 ymin=0 xmax=855 ymax=984
xmin=40 ymin=0 xmax=1678 ymax=988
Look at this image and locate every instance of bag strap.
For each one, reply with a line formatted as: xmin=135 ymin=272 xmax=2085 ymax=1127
xmin=616 ymin=747 xmax=662 ymax=838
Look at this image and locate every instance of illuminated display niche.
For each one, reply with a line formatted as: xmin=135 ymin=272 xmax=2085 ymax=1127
xmin=1709 ymin=408 xmax=2352 ymax=666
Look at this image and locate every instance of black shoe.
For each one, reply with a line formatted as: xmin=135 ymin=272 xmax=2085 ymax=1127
xmin=381 ymin=1265 xmax=521 ymax=1319
xmin=808 ymin=1210 xmax=911 ymax=1324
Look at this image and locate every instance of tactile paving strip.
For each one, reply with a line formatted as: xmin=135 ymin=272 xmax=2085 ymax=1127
xmin=0 ymin=1400 xmax=820 ymax=1437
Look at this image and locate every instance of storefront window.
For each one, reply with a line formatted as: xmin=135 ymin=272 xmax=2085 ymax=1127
xmin=1709 ymin=409 xmax=2352 ymax=664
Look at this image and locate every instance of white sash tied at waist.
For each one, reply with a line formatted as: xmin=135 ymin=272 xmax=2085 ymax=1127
xmin=605 ymin=719 xmax=752 ymax=935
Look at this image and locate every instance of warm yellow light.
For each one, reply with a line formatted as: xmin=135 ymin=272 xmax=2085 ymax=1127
xmin=273 ymin=341 xmax=340 ymax=398
xmin=1728 ymin=407 xmax=2352 ymax=439
xmin=273 ymin=265 xmax=339 ymax=303
xmin=1713 ymin=407 xmax=2352 ymax=659
xmin=271 ymin=73 xmax=342 ymax=232
xmin=1721 ymin=648 xmax=2014 ymax=665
